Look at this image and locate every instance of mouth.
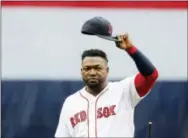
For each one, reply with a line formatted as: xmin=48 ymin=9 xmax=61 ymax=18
xmin=88 ymin=78 xmax=98 ymax=82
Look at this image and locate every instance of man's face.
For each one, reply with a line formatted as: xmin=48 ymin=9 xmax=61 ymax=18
xmin=81 ymin=56 xmax=109 ymax=88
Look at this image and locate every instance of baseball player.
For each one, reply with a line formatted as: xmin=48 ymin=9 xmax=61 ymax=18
xmin=55 ymin=17 xmax=159 ymax=137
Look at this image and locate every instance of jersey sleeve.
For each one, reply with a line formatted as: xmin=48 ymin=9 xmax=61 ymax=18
xmin=54 ymin=99 xmax=71 ymax=137
xmin=119 ymin=75 xmax=150 ymax=108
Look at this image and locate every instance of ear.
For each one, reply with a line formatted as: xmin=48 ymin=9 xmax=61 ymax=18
xmin=80 ymin=68 xmax=83 ymax=77
xmin=107 ymin=67 xmax=109 ymax=72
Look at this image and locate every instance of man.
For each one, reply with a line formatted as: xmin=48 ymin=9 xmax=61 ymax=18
xmin=55 ymin=17 xmax=158 ymax=137
xmin=54 ymin=32 xmax=158 ymax=137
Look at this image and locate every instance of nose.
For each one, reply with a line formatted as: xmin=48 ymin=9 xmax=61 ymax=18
xmin=88 ymin=69 xmax=97 ymax=76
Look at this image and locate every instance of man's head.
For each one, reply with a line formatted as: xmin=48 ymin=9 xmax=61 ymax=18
xmin=81 ymin=49 xmax=109 ymax=89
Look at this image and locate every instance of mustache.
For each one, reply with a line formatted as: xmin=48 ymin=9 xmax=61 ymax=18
xmin=88 ymin=77 xmax=98 ymax=79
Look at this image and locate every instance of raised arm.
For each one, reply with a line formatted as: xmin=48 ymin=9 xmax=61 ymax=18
xmin=116 ymin=34 xmax=158 ymax=98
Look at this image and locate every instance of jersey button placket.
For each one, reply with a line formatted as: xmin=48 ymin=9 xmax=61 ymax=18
xmin=89 ymin=100 xmax=96 ymax=137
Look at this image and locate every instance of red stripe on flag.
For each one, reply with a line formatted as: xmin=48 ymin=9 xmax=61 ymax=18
xmin=1 ymin=1 xmax=188 ymax=9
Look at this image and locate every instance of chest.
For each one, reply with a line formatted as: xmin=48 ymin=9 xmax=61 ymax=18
xmin=67 ymin=86 xmax=130 ymax=129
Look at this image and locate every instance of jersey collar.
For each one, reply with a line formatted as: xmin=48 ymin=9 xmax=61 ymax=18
xmin=80 ymin=83 xmax=110 ymax=100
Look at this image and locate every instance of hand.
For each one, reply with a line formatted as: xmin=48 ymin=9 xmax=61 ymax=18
xmin=115 ymin=33 xmax=134 ymax=50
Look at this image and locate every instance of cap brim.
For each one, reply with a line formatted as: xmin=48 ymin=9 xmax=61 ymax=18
xmin=81 ymin=30 xmax=120 ymax=42
xmin=96 ymin=35 xmax=120 ymax=42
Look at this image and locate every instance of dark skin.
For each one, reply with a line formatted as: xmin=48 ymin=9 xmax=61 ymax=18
xmin=81 ymin=34 xmax=133 ymax=96
xmin=81 ymin=57 xmax=109 ymax=96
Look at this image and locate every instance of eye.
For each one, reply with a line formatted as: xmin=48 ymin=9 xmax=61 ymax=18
xmin=83 ymin=66 xmax=103 ymax=71
xmin=95 ymin=66 xmax=102 ymax=70
xmin=96 ymin=67 xmax=101 ymax=69
xmin=83 ymin=67 xmax=91 ymax=71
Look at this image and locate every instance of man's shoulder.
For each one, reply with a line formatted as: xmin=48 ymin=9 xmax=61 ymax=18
xmin=109 ymin=76 xmax=135 ymax=85
xmin=108 ymin=76 xmax=136 ymax=91
xmin=64 ymin=87 xmax=85 ymax=104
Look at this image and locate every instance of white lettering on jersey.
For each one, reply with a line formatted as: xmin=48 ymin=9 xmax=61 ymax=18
xmin=55 ymin=75 xmax=150 ymax=137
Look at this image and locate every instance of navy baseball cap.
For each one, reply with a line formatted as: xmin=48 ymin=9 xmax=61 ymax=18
xmin=81 ymin=16 xmax=119 ymax=42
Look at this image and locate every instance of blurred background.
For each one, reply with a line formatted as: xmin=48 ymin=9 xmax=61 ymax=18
xmin=1 ymin=1 xmax=187 ymax=138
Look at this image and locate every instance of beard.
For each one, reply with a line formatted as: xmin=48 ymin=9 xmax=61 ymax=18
xmin=82 ymin=77 xmax=108 ymax=95
xmin=83 ymin=78 xmax=101 ymax=89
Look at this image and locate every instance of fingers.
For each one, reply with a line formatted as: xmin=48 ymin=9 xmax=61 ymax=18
xmin=117 ymin=36 xmax=122 ymax=42
xmin=116 ymin=33 xmax=128 ymax=41
xmin=123 ymin=33 xmax=128 ymax=40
